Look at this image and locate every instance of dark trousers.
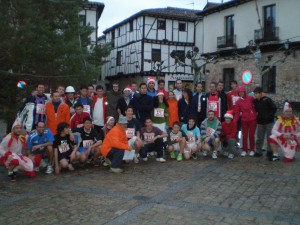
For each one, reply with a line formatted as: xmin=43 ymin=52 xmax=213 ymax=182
xmin=140 ymin=138 xmax=164 ymax=158
xmin=94 ymin=125 xmax=104 ymax=134
xmin=106 ymin=148 xmax=125 ymax=168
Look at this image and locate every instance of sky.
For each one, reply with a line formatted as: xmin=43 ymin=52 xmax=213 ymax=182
xmin=95 ymin=0 xmax=226 ymax=36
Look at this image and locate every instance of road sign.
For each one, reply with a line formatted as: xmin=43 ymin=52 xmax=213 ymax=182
xmin=242 ymin=70 xmax=253 ymax=85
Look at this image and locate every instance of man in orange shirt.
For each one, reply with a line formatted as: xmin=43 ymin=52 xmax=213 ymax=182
xmin=101 ymin=116 xmax=138 ymax=173
xmin=45 ymin=92 xmax=70 ymax=135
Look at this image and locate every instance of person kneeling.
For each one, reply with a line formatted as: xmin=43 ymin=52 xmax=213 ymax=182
xmin=167 ymin=122 xmax=187 ymax=160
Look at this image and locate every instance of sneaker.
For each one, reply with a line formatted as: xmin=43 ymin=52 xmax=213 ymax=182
xmin=254 ymin=152 xmax=263 ymax=157
xmin=241 ymin=151 xmax=247 ymax=157
xmin=142 ymin=157 xmax=148 ymax=162
xmin=170 ymin=151 xmax=176 ymax=159
xmin=156 ymin=157 xmax=166 ymax=163
xmin=191 ymin=152 xmax=198 ymax=159
xmin=249 ymin=151 xmax=255 ymax=157
xmin=177 ymin=153 xmax=183 ymax=161
xmin=223 ymin=151 xmax=229 ymax=157
xmin=212 ymin=151 xmax=218 ymax=159
xmin=68 ymin=164 xmax=75 ymax=171
xmin=8 ymin=172 xmax=17 ymax=182
xmin=228 ymin=154 xmax=234 ymax=159
xmin=45 ymin=166 xmax=53 ymax=174
xmin=134 ymin=156 xmax=139 ymax=164
xmin=272 ymin=155 xmax=280 ymax=161
xmin=202 ymin=151 xmax=207 ymax=157
xmin=34 ymin=167 xmax=40 ymax=172
xmin=40 ymin=159 xmax=48 ymax=168
xmin=101 ymin=159 xmax=111 ymax=167
xmin=110 ymin=168 xmax=124 ymax=173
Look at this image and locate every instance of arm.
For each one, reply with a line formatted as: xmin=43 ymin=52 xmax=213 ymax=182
xmin=214 ymin=121 xmax=222 ymax=138
xmin=54 ymin=148 xmax=60 ymax=174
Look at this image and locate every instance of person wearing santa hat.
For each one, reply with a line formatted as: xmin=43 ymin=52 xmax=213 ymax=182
xmin=151 ymin=90 xmax=169 ymax=133
xmin=102 ymin=116 xmax=115 ymax=136
xmin=268 ymin=102 xmax=300 ymax=162
xmin=117 ymin=85 xmax=132 ymax=117
xmin=220 ymin=110 xmax=238 ymax=159
xmin=0 ymin=119 xmax=35 ymax=181
xmin=146 ymin=77 xmax=157 ymax=98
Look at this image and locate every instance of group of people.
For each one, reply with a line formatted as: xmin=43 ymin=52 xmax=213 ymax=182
xmin=0 ymin=78 xmax=299 ymax=181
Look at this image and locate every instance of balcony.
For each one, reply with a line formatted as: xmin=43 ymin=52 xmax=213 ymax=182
xmin=254 ymin=27 xmax=279 ymax=43
xmin=217 ymin=35 xmax=236 ymax=48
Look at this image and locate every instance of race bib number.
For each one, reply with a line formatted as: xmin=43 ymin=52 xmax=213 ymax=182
xmin=144 ymin=133 xmax=155 ymax=142
xmin=171 ymin=135 xmax=179 ymax=141
xmin=83 ymin=140 xmax=93 ymax=148
xmin=187 ymin=135 xmax=195 ymax=143
xmin=58 ymin=143 xmax=70 ymax=153
xmin=83 ymin=105 xmax=91 ymax=114
xmin=208 ymin=101 xmax=218 ymax=111
xmin=154 ymin=108 xmax=164 ymax=118
xmin=126 ymin=128 xmax=135 ymax=139
xmin=232 ymin=96 xmax=239 ymax=106
xmin=36 ymin=104 xmax=46 ymax=115
xmin=206 ymin=127 xmax=216 ymax=137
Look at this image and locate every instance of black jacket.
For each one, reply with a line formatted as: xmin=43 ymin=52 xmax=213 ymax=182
xmin=254 ymin=96 xmax=277 ymax=125
xmin=130 ymin=93 xmax=154 ymax=124
xmin=191 ymin=92 xmax=207 ymax=125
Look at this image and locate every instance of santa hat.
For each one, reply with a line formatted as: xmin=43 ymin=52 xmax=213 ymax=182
xmin=106 ymin=116 xmax=115 ymax=125
xmin=123 ymin=85 xmax=132 ymax=93
xmin=147 ymin=77 xmax=156 ymax=85
xmin=224 ymin=110 xmax=234 ymax=119
xmin=157 ymin=90 xmax=164 ymax=96
xmin=283 ymin=102 xmax=292 ymax=112
xmin=11 ymin=118 xmax=22 ymax=131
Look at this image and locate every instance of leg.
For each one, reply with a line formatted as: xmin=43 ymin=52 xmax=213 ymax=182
xmin=241 ymin=121 xmax=249 ymax=153
xmin=255 ymin=124 xmax=265 ymax=154
xmin=106 ymin=148 xmax=125 ymax=169
xmin=249 ymin=120 xmax=257 ymax=152
xmin=265 ymin=123 xmax=274 ymax=154
xmin=154 ymin=138 xmax=164 ymax=158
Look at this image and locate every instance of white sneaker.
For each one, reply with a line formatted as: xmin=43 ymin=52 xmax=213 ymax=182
xmin=34 ymin=167 xmax=39 ymax=172
xmin=241 ymin=151 xmax=247 ymax=157
xmin=228 ymin=154 xmax=234 ymax=159
xmin=68 ymin=164 xmax=75 ymax=171
xmin=156 ymin=158 xmax=166 ymax=163
xmin=142 ymin=157 xmax=148 ymax=162
xmin=249 ymin=151 xmax=255 ymax=157
xmin=40 ymin=159 xmax=48 ymax=168
xmin=223 ymin=151 xmax=229 ymax=157
xmin=202 ymin=151 xmax=207 ymax=157
xmin=110 ymin=168 xmax=124 ymax=173
xmin=212 ymin=151 xmax=218 ymax=159
xmin=45 ymin=166 xmax=53 ymax=174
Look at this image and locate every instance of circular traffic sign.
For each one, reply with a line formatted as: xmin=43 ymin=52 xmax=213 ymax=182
xmin=242 ymin=70 xmax=253 ymax=85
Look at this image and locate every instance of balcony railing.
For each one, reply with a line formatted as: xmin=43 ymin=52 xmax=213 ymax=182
xmin=217 ymin=35 xmax=236 ymax=48
xmin=254 ymin=27 xmax=279 ymax=43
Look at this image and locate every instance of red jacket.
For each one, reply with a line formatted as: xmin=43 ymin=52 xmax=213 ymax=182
xmin=226 ymin=90 xmax=239 ymax=112
xmin=234 ymin=86 xmax=257 ymax=122
xmin=93 ymin=96 xmax=107 ymax=122
xmin=70 ymin=112 xmax=91 ymax=129
xmin=221 ymin=121 xmax=237 ymax=141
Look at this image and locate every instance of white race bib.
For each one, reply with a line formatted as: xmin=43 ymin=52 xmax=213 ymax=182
xmin=83 ymin=140 xmax=93 ymax=148
xmin=154 ymin=108 xmax=164 ymax=118
xmin=144 ymin=133 xmax=155 ymax=142
xmin=208 ymin=101 xmax=218 ymax=111
xmin=36 ymin=104 xmax=46 ymax=115
xmin=58 ymin=144 xmax=70 ymax=153
xmin=206 ymin=127 xmax=216 ymax=137
xmin=232 ymin=96 xmax=239 ymax=106
xmin=187 ymin=135 xmax=195 ymax=143
xmin=83 ymin=105 xmax=91 ymax=114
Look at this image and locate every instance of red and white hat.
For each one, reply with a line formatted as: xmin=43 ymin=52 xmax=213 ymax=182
xmin=147 ymin=77 xmax=156 ymax=85
xmin=283 ymin=102 xmax=292 ymax=112
xmin=157 ymin=90 xmax=164 ymax=96
xmin=224 ymin=110 xmax=234 ymax=119
xmin=123 ymin=85 xmax=132 ymax=93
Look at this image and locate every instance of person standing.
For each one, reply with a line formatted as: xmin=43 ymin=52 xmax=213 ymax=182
xmin=146 ymin=77 xmax=157 ymax=98
xmin=157 ymin=79 xmax=168 ymax=99
xmin=217 ymin=81 xmax=227 ymax=121
xmin=205 ymin=82 xmax=226 ymax=121
xmin=253 ymin=87 xmax=277 ymax=158
xmin=117 ymin=85 xmax=132 ymax=117
xmin=151 ymin=90 xmax=169 ymax=131
xmin=167 ymin=91 xmax=179 ymax=128
xmin=226 ymin=80 xmax=239 ymax=112
xmin=75 ymin=85 xmax=93 ymax=117
xmin=92 ymin=85 xmax=107 ymax=133
xmin=191 ymin=82 xmax=207 ymax=127
xmin=173 ymin=79 xmax=183 ymax=101
xmin=65 ymin=86 xmax=76 ymax=116
xmin=106 ymin=82 xmax=122 ymax=120
xmin=178 ymin=88 xmax=194 ymax=124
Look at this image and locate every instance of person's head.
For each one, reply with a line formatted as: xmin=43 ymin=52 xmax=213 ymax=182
xmin=224 ymin=110 xmax=234 ymax=124
xmin=131 ymin=81 xmax=138 ymax=92
xmin=175 ymin=79 xmax=183 ymax=90
xmin=237 ymin=86 xmax=246 ymax=98
xmin=158 ymin=79 xmax=165 ymax=90
xmin=11 ymin=120 xmax=22 ymax=136
xmin=56 ymin=85 xmax=65 ymax=97
xmin=74 ymin=102 xmax=84 ymax=115
xmin=183 ymin=88 xmax=193 ymax=102
xmin=112 ymin=82 xmax=119 ymax=92
xmin=118 ymin=115 xmax=128 ymax=127
xmin=147 ymin=78 xmax=156 ymax=90
xmin=65 ymin=86 xmax=75 ymax=99
xmin=217 ymin=81 xmax=224 ymax=92
xmin=168 ymin=91 xmax=175 ymax=100
xmin=157 ymin=90 xmax=165 ymax=102
xmin=80 ymin=85 xmax=88 ymax=98
xmin=88 ymin=85 xmax=94 ymax=95
xmin=56 ymin=122 xmax=70 ymax=136
xmin=209 ymin=82 xmax=217 ymax=93
xmin=187 ymin=115 xmax=197 ymax=128
xmin=139 ymin=83 xmax=147 ymax=94
xmin=51 ymin=92 xmax=61 ymax=103
xmin=207 ymin=110 xmax=216 ymax=121
xmin=106 ymin=116 xmax=115 ymax=127
xmin=123 ymin=85 xmax=132 ymax=97
xmin=36 ymin=122 xmax=46 ymax=135
xmin=230 ymin=80 xmax=238 ymax=91
xmin=96 ymin=85 xmax=104 ymax=97
xmin=195 ymin=82 xmax=203 ymax=93
xmin=144 ymin=118 xmax=153 ymax=128
xmin=283 ymin=102 xmax=293 ymax=119
xmin=172 ymin=121 xmax=181 ymax=133
xmin=253 ymin=87 xmax=263 ymax=100
xmin=36 ymin=84 xmax=45 ymax=95
xmin=125 ymin=106 xmax=134 ymax=118
xmin=83 ymin=117 xmax=93 ymax=130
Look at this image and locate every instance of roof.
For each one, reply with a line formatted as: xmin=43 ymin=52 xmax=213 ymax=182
xmin=199 ymin=0 xmax=253 ymax=16
xmin=103 ymin=7 xmax=201 ymax=33
xmin=84 ymin=1 xmax=105 ymax=22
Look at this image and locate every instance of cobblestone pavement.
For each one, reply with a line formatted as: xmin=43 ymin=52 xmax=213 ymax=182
xmin=0 ymin=153 xmax=299 ymax=225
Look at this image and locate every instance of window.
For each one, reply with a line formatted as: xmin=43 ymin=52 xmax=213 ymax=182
xmin=117 ymin=50 xmax=122 ymax=66
xmin=264 ymin=5 xmax=276 ymax=39
xmin=79 ymin=15 xmax=86 ymax=26
xmin=152 ymin=49 xmax=161 ymax=62
xmin=223 ymin=68 xmax=235 ymax=92
xmin=225 ymin=15 xmax=234 ymax=44
xmin=179 ymin=22 xmax=186 ymax=32
xmin=118 ymin=28 xmax=121 ymax=37
xmin=157 ymin=20 xmax=166 ymax=30
xmin=262 ymin=66 xmax=276 ymax=93
xmin=111 ymin=31 xmax=115 ymax=48
xmin=129 ymin=21 xmax=133 ymax=32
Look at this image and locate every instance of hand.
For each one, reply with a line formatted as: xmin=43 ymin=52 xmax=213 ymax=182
xmin=32 ymin=145 xmax=39 ymax=151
